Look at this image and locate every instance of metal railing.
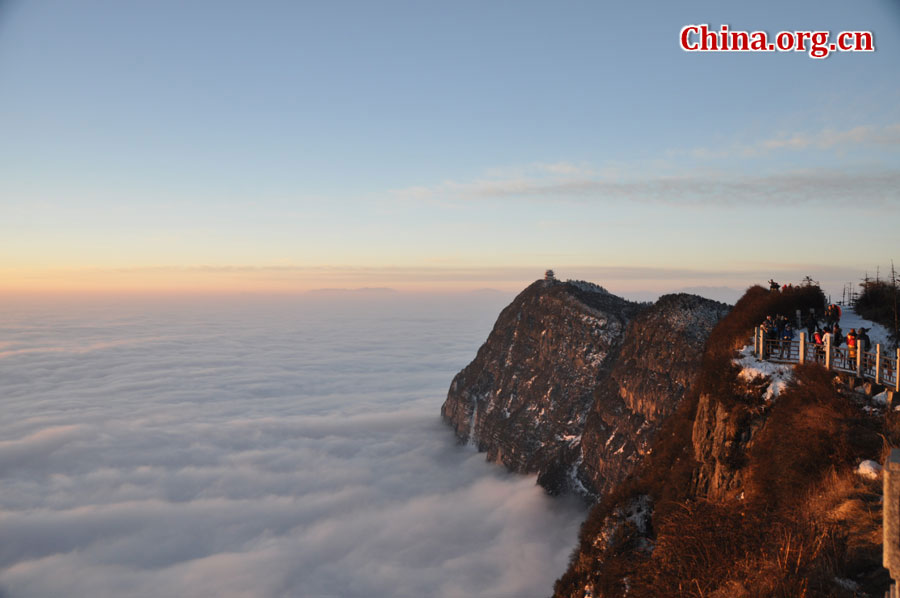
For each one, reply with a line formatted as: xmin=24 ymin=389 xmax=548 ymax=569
xmin=762 ymin=338 xmax=800 ymax=362
xmin=754 ymin=327 xmax=900 ymax=392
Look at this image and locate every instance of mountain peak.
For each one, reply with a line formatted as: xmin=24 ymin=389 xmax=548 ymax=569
xmin=441 ymin=280 xmax=728 ymax=496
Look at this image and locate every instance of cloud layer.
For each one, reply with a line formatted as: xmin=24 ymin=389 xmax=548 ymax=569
xmin=0 ymin=295 xmax=584 ymax=598
xmin=394 ymin=167 xmax=899 ymax=207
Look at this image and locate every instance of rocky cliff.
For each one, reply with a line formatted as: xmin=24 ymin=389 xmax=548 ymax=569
xmin=577 ymin=293 xmax=730 ymax=497
xmin=553 ymin=284 xmax=891 ymax=598
xmin=440 ymin=279 xmax=729 ymax=496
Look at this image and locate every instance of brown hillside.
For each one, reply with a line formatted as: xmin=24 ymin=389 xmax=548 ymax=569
xmin=554 ymin=284 xmax=890 ymax=598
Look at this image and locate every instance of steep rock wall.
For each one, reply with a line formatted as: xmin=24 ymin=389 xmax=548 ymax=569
xmin=441 ymin=279 xmax=638 ymax=482
xmin=441 ymin=279 xmax=729 ymax=496
xmin=551 ymin=285 xmax=848 ymax=598
xmin=577 ymin=294 xmax=730 ymax=496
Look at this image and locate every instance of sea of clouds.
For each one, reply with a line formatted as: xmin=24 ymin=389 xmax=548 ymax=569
xmin=0 ymin=293 xmax=585 ymax=598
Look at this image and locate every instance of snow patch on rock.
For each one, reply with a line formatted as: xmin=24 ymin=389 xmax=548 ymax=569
xmin=857 ymin=459 xmax=882 ymax=479
xmin=735 ymin=344 xmax=794 ymax=400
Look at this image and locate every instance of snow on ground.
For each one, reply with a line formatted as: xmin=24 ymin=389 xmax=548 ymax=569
xmin=857 ymin=459 xmax=882 ymax=479
xmin=735 ymin=344 xmax=794 ymax=400
xmin=735 ymin=307 xmax=895 ymax=403
xmin=836 ymin=308 xmax=895 ymax=350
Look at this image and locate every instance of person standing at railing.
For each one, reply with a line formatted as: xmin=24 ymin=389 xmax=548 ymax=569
xmin=825 ymin=304 xmax=841 ymax=328
xmin=857 ymin=327 xmax=872 ymax=352
xmin=804 ymin=312 xmax=817 ymax=339
xmin=856 ymin=328 xmax=872 ymax=375
xmin=780 ymin=322 xmax=795 ymax=358
xmin=775 ymin=315 xmax=787 ymax=357
xmin=847 ymin=328 xmax=857 ymax=367
xmin=832 ymin=324 xmax=844 ymax=348
xmin=775 ymin=314 xmax=790 ymax=343
xmin=830 ymin=323 xmax=844 ymax=367
xmin=761 ymin=316 xmax=775 ymax=358
xmin=814 ymin=328 xmax=825 ymax=363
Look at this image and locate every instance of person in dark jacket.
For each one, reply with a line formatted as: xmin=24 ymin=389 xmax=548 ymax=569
xmin=832 ymin=324 xmax=844 ymax=348
xmin=857 ymin=327 xmax=872 ymax=351
xmin=804 ymin=313 xmax=817 ymax=338
xmin=779 ymin=322 xmax=795 ymax=358
xmin=761 ymin=316 xmax=775 ymax=358
xmin=825 ymin=304 xmax=842 ymax=328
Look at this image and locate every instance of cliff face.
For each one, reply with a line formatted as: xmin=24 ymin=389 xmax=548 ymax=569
xmin=577 ymin=294 xmax=730 ymax=496
xmin=441 ymin=279 xmax=639 ymax=485
xmin=440 ymin=279 xmax=729 ymax=496
xmin=550 ymin=285 xmax=893 ymax=598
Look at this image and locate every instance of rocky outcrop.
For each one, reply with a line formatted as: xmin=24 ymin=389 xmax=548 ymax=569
xmin=577 ymin=294 xmax=730 ymax=496
xmin=550 ymin=285 xmax=859 ymax=598
xmin=441 ymin=279 xmax=639 ymax=486
xmin=441 ymin=279 xmax=730 ymax=496
xmin=690 ymin=391 xmax=754 ymax=499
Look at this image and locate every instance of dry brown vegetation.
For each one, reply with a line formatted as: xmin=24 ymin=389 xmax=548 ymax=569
xmin=555 ymin=285 xmax=891 ymax=598
xmin=746 ymin=365 xmax=881 ymax=510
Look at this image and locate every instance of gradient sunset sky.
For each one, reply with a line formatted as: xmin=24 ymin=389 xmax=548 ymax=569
xmin=1 ymin=0 xmax=898 ymax=297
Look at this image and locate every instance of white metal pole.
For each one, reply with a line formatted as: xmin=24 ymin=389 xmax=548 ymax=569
xmin=876 ymin=344 xmax=882 ymax=385
xmin=857 ymin=336 xmax=863 ymax=377
xmin=799 ymin=332 xmax=806 ymax=365
xmin=896 ymin=349 xmax=900 ymax=393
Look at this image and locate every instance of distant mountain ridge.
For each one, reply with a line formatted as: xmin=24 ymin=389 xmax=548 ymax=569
xmin=304 ymin=287 xmax=398 ymax=295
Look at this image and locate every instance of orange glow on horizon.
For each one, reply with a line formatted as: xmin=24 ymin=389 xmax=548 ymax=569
xmin=0 ymin=265 xmax=540 ymax=296
xmin=2 ymin=263 xmax=841 ymax=300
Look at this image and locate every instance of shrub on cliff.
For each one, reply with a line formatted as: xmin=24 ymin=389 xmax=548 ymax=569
xmin=553 ymin=283 xmax=895 ymax=598
xmin=745 ymin=364 xmax=881 ymax=510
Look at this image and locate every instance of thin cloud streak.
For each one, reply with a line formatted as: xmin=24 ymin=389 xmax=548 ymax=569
xmin=760 ymin=123 xmax=900 ymax=151
xmin=394 ymin=168 xmax=899 ymax=207
xmin=688 ymin=123 xmax=900 ymax=159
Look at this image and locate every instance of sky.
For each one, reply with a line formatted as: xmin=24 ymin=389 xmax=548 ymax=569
xmin=0 ymin=294 xmax=587 ymax=598
xmin=1 ymin=0 xmax=898 ymax=297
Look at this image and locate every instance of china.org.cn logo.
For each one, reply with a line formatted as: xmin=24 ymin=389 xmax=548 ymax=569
xmin=680 ymin=24 xmax=874 ymax=59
